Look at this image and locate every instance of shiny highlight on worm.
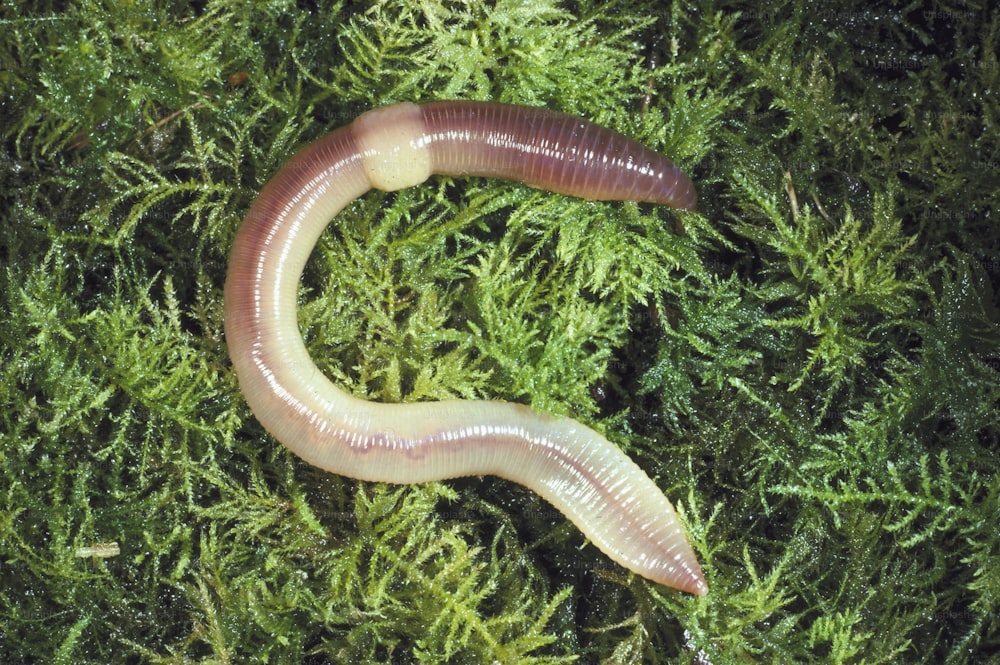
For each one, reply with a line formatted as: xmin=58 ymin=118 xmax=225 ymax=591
xmin=224 ymin=101 xmax=706 ymax=595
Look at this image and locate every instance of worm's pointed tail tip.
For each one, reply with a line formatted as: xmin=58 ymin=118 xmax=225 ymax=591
xmin=670 ymin=568 xmax=708 ymax=597
xmin=663 ymin=563 xmax=708 ymax=596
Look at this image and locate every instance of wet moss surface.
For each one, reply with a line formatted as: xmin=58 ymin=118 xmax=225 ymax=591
xmin=2 ymin=1 xmax=998 ymax=662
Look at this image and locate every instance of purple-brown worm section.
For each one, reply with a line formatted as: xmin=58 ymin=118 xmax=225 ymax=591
xmin=224 ymin=101 xmax=706 ymax=595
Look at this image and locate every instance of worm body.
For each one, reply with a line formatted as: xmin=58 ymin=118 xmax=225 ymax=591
xmin=224 ymin=101 xmax=706 ymax=595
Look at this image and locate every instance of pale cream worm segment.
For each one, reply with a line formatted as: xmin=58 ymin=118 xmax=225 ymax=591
xmin=352 ymin=102 xmax=432 ymax=191
xmin=224 ymin=101 xmax=707 ymax=595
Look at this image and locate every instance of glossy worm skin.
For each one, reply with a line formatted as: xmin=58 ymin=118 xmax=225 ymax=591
xmin=224 ymin=101 xmax=706 ymax=596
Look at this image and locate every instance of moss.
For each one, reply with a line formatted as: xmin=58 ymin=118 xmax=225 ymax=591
xmin=2 ymin=0 xmax=998 ymax=662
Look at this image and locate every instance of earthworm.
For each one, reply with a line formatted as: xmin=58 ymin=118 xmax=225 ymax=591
xmin=223 ymin=101 xmax=706 ymax=595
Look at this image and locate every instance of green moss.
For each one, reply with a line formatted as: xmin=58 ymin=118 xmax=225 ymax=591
xmin=2 ymin=0 xmax=999 ymax=662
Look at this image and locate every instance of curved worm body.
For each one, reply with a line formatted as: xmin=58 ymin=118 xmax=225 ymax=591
xmin=224 ymin=101 xmax=706 ymax=595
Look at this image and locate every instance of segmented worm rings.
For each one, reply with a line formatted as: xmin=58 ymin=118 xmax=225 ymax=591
xmin=224 ymin=101 xmax=706 ymax=595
